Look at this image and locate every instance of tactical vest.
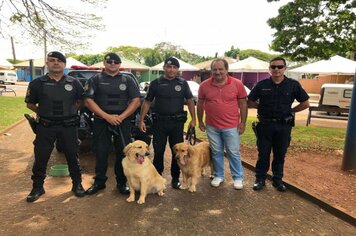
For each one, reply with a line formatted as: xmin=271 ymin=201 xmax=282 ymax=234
xmin=154 ymin=77 xmax=186 ymax=115
xmin=94 ymin=73 xmax=129 ymax=113
xmin=38 ymin=76 xmax=78 ymax=119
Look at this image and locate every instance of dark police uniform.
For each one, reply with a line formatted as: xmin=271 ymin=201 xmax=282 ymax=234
xmin=248 ymin=76 xmax=309 ymax=184
xmin=84 ymin=71 xmax=140 ymax=187
xmin=25 ymin=74 xmax=84 ymax=188
xmin=145 ymin=76 xmax=193 ymax=182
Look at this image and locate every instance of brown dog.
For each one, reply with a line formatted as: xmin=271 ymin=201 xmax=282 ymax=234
xmin=122 ymin=140 xmax=166 ymax=204
xmin=173 ymin=141 xmax=212 ymax=192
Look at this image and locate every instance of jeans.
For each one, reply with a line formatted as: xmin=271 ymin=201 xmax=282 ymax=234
xmin=206 ymin=125 xmax=243 ymax=181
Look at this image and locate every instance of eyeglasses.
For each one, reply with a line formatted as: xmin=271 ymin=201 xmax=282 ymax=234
xmin=270 ymin=65 xmax=285 ymax=70
xmin=106 ymin=60 xmax=120 ymax=65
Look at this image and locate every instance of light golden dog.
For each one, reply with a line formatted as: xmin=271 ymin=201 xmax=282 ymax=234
xmin=122 ymin=140 xmax=166 ymax=204
xmin=173 ymin=141 xmax=212 ymax=192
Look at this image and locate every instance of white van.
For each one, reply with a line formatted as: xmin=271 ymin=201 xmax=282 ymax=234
xmin=0 ymin=70 xmax=18 ymax=84
xmin=319 ymin=83 xmax=353 ymax=115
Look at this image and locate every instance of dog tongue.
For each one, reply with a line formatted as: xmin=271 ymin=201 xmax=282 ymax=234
xmin=137 ymin=155 xmax=145 ymax=164
xmin=179 ymin=159 xmax=186 ymax=166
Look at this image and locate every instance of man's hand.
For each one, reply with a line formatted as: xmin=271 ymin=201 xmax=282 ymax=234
xmin=104 ymin=114 xmax=123 ymax=126
xmin=238 ymin=123 xmax=246 ymax=134
xmin=139 ymin=121 xmax=146 ymax=133
xmin=198 ymin=121 xmax=206 ymax=132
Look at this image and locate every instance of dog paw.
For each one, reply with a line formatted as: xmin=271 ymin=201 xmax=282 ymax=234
xmin=137 ymin=199 xmax=145 ymax=204
xmin=188 ymin=187 xmax=196 ymax=192
xmin=180 ymin=185 xmax=188 ymax=190
xmin=158 ymin=191 xmax=165 ymax=196
xmin=126 ymin=197 xmax=135 ymax=202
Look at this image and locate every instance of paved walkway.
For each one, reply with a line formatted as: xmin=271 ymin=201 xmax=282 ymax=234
xmin=0 ymin=121 xmax=354 ymax=235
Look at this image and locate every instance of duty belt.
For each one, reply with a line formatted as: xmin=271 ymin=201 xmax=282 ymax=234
xmin=39 ymin=116 xmax=80 ymax=127
xmin=257 ymin=116 xmax=294 ymax=124
xmin=152 ymin=111 xmax=187 ymax=121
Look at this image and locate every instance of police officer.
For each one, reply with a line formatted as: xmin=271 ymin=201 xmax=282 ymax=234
xmin=139 ymin=57 xmax=196 ymax=189
xmin=25 ymin=51 xmax=85 ymax=202
xmin=248 ymin=57 xmax=310 ymax=192
xmin=84 ymin=53 xmax=141 ymax=195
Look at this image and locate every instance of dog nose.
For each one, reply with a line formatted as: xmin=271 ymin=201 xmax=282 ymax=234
xmin=145 ymin=151 xmax=150 ymax=156
xmin=174 ymin=155 xmax=179 ymax=161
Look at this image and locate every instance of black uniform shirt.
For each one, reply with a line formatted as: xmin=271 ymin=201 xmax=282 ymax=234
xmin=25 ymin=74 xmax=84 ymax=106
xmin=83 ymin=72 xmax=140 ymax=114
xmin=248 ymin=76 xmax=309 ymax=119
xmin=145 ymin=76 xmax=193 ymax=115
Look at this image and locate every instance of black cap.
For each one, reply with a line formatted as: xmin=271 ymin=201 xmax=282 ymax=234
xmin=104 ymin=53 xmax=121 ymax=63
xmin=164 ymin=57 xmax=180 ymax=68
xmin=47 ymin=51 xmax=66 ymax=63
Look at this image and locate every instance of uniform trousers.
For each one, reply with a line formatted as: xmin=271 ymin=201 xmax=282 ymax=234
xmin=32 ymin=124 xmax=81 ymax=188
xmin=92 ymin=118 xmax=131 ymax=186
xmin=255 ymin=122 xmax=292 ymax=183
xmin=152 ymin=119 xmax=184 ymax=181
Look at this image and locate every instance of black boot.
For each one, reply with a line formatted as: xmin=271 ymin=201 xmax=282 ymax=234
xmin=26 ymin=187 xmax=45 ymax=202
xmin=72 ymin=183 xmax=85 ymax=197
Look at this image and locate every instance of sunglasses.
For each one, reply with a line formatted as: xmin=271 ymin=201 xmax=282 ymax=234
xmin=270 ymin=65 xmax=285 ymax=70
xmin=106 ymin=59 xmax=120 ymax=64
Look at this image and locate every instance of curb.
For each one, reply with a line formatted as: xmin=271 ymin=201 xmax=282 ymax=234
xmin=0 ymin=118 xmax=27 ymax=136
xmin=192 ymin=135 xmax=356 ymax=227
xmin=242 ymin=157 xmax=356 ymax=227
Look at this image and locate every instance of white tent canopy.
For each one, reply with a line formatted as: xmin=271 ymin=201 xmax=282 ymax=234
xmin=92 ymin=58 xmax=150 ymax=70
xmin=229 ymin=56 xmax=269 ymax=72
xmin=151 ymin=57 xmax=199 ymax=71
xmin=289 ymin=55 xmax=356 ymax=75
xmin=0 ymin=58 xmax=13 ymax=69
xmin=14 ymin=57 xmax=86 ymax=68
xmin=66 ymin=57 xmax=87 ymax=68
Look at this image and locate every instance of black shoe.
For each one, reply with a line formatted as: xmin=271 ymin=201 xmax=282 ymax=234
xmin=272 ymin=182 xmax=287 ymax=192
xmin=252 ymin=181 xmax=265 ymax=191
xmin=72 ymin=183 xmax=85 ymax=197
xmin=117 ymin=184 xmax=129 ymax=195
xmin=171 ymin=180 xmax=181 ymax=190
xmin=85 ymin=183 xmax=106 ymax=195
xmin=26 ymin=187 xmax=45 ymax=202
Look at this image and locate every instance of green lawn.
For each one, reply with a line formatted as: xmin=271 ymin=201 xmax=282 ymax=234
xmin=0 ymin=98 xmax=347 ymax=151
xmin=0 ymin=96 xmax=31 ymax=132
xmin=186 ymin=115 xmax=346 ymax=151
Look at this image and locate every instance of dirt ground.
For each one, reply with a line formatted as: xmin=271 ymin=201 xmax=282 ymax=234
xmin=0 ymin=120 xmax=355 ymax=235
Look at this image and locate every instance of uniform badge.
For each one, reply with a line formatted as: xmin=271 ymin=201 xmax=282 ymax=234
xmin=119 ymin=84 xmax=127 ymax=91
xmin=64 ymin=84 xmax=73 ymax=91
xmin=175 ymin=85 xmax=182 ymax=92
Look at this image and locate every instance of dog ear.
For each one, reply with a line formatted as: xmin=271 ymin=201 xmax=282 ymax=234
xmin=187 ymin=145 xmax=195 ymax=158
xmin=123 ymin=143 xmax=132 ymax=155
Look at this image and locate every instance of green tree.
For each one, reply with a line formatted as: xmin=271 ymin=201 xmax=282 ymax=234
xmin=267 ymin=0 xmax=356 ymax=61
xmin=105 ymin=42 xmax=206 ymax=66
xmin=239 ymin=49 xmax=278 ymax=62
xmin=0 ymin=0 xmax=106 ymax=50
xmin=73 ymin=54 xmax=103 ymax=66
xmin=224 ymin=46 xmax=240 ymax=59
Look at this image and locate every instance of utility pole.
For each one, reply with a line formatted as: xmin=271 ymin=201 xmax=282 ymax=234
xmin=10 ymin=37 xmax=16 ymax=62
xmin=342 ymin=71 xmax=356 ymax=170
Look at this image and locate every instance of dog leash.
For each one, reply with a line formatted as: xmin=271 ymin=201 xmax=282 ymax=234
xmin=108 ymin=124 xmax=127 ymax=148
xmin=185 ymin=126 xmax=196 ymax=145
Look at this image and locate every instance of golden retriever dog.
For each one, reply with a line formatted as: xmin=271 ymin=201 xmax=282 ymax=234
xmin=122 ymin=140 xmax=166 ymax=204
xmin=173 ymin=141 xmax=212 ymax=192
